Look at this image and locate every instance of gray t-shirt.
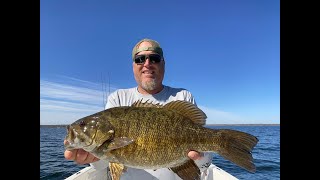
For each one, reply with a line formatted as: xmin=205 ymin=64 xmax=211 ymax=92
xmin=105 ymin=85 xmax=197 ymax=109
xmin=92 ymin=85 xmax=213 ymax=180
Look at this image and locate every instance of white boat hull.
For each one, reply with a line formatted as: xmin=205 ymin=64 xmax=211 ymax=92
xmin=65 ymin=163 xmax=238 ymax=180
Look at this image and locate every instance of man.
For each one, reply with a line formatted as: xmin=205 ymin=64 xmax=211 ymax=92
xmin=64 ymin=38 xmax=213 ymax=179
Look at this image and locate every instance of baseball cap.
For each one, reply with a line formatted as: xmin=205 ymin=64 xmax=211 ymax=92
xmin=132 ymin=38 xmax=163 ymax=60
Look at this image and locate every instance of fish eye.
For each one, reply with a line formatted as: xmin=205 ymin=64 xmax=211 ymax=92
xmin=79 ymin=121 xmax=86 ymax=127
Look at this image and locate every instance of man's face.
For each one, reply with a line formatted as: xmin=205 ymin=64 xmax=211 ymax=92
xmin=133 ymin=42 xmax=165 ymax=92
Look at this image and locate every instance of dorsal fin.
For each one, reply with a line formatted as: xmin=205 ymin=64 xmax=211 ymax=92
xmin=131 ymin=99 xmax=163 ymax=108
xmin=164 ymin=100 xmax=207 ymax=125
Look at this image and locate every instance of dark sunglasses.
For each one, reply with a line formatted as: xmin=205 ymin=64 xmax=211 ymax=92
xmin=134 ymin=54 xmax=163 ymax=64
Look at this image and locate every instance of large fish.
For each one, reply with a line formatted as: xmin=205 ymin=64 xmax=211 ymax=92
xmin=65 ymin=100 xmax=258 ymax=180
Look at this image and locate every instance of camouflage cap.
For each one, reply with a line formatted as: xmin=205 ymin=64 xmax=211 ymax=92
xmin=132 ymin=38 xmax=163 ymax=60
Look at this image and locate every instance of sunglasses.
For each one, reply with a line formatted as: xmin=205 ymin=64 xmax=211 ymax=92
xmin=134 ymin=54 xmax=163 ymax=64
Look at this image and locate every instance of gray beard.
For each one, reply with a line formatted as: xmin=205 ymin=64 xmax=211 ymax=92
xmin=141 ymin=79 xmax=157 ymax=91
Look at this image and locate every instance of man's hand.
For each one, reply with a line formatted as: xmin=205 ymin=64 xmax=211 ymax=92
xmin=188 ymin=150 xmax=203 ymax=160
xmin=64 ymin=140 xmax=99 ymax=164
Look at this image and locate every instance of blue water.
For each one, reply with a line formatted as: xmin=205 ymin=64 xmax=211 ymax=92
xmin=40 ymin=125 xmax=279 ymax=180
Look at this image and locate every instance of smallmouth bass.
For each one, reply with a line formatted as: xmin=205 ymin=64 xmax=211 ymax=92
xmin=65 ymin=100 xmax=259 ymax=180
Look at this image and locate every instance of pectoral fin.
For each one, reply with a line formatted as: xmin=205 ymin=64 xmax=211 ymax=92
xmin=109 ymin=162 xmax=126 ymax=180
xmin=107 ymin=137 xmax=134 ymax=151
xmin=170 ymin=159 xmax=201 ymax=180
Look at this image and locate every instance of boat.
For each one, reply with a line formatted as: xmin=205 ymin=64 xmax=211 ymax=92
xmin=65 ymin=161 xmax=238 ymax=180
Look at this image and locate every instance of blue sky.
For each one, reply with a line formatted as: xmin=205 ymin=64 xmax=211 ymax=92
xmin=40 ymin=0 xmax=280 ymax=125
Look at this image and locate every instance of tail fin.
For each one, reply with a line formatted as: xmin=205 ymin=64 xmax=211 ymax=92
xmin=216 ymin=129 xmax=259 ymax=173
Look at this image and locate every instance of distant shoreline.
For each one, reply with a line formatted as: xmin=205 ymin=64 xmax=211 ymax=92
xmin=40 ymin=124 xmax=280 ymax=128
xmin=206 ymin=124 xmax=280 ymax=126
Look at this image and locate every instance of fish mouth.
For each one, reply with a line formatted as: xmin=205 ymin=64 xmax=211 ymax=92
xmin=64 ymin=140 xmax=74 ymax=150
xmin=64 ymin=125 xmax=98 ymax=150
xmin=64 ymin=127 xmax=78 ymax=150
